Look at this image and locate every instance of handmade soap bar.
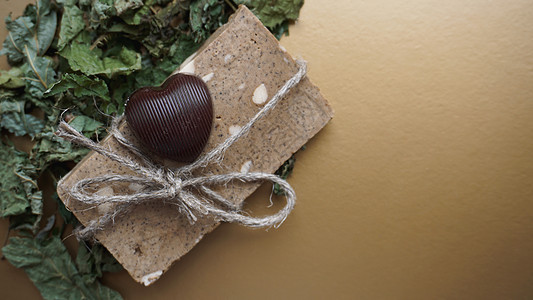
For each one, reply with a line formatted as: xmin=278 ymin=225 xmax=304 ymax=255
xmin=58 ymin=5 xmax=333 ymax=285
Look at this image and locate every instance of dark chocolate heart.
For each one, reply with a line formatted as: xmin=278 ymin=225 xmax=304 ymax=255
xmin=125 ymin=73 xmax=213 ymax=163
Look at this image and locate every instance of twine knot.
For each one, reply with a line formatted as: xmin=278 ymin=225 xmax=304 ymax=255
xmin=159 ymin=170 xmax=183 ymax=199
xmin=57 ymin=60 xmax=308 ymax=240
xmin=168 ymin=177 xmax=183 ymax=199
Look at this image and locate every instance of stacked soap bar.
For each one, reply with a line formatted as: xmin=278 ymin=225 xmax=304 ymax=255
xmin=58 ymin=5 xmax=333 ymax=285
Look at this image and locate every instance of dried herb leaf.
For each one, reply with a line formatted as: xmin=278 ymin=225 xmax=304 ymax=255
xmin=0 ymin=100 xmax=45 ymax=137
xmin=20 ymin=53 xmax=57 ymax=98
xmin=0 ymin=15 xmax=35 ymax=63
xmin=114 ymin=0 xmax=143 ymax=16
xmin=88 ymin=0 xmax=117 ymax=29
xmin=190 ymin=0 xmax=228 ymax=42
xmin=31 ymin=126 xmax=90 ymax=171
xmin=273 ymin=154 xmax=296 ymax=195
xmin=140 ymin=0 xmax=192 ymax=57
xmin=136 ymin=34 xmax=200 ymax=87
xmin=46 ymin=73 xmax=110 ymax=101
xmin=0 ymin=141 xmax=42 ymax=219
xmin=2 ymin=234 xmax=123 ymax=300
xmin=59 ymin=32 xmax=142 ymax=78
xmin=26 ymin=0 xmax=58 ymax=55
xmin=119 ymin=3 xmax=151 ymax=25
xmin=0 ymin=67 xmax=25 ymax=88
xmin=54 ymin=192 xmax=78 ymax=225
xmin=68 ymin=115 xmax=105 ymax=138
xmin=57 ymin=4 xmax=85 ymax=51
xmin=233 ymin=0 xmax=303 ymax=28
xmin=0 ymin=0 xmax=57 ymax=64
xmin=76 ymin=243 xmax=123 ymax=280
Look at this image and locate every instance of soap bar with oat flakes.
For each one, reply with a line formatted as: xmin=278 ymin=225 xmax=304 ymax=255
xmin=57 ymin=5 xmax=333 ymax=285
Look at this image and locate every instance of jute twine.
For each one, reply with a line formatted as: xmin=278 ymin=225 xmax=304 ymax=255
xmin=56 ymin=60 xmax=307 ymax=241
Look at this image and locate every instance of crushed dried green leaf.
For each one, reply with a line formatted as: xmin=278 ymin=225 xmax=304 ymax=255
xmin=3 ymin=233 xmax=122 ymax=300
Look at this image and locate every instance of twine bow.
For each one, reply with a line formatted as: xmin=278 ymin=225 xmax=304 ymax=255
xmin=56 ymin=60 xmax=307 ymax=240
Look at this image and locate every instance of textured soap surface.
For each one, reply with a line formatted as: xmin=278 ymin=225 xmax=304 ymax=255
xmin=57 ymin=6 xmax=333 ymax=285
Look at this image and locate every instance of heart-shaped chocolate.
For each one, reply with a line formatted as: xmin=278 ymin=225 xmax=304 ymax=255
xmin=125 ymin=73 xmax=213 ymax=163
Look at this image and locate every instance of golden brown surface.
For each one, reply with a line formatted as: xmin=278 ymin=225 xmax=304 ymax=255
xmin=2 ymin=0 xmax=533 ymax=299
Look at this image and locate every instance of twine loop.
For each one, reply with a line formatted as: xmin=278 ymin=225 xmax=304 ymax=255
xmin=57 ymin=60 xmax=307 ymax=240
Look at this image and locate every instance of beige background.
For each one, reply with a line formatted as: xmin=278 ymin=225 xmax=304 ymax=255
xmin=1 ymin=0 xmax=533 ymax=299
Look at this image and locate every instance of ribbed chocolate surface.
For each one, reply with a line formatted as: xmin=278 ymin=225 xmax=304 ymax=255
xmin=125 ymin=73 xmax=213 ymax=162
